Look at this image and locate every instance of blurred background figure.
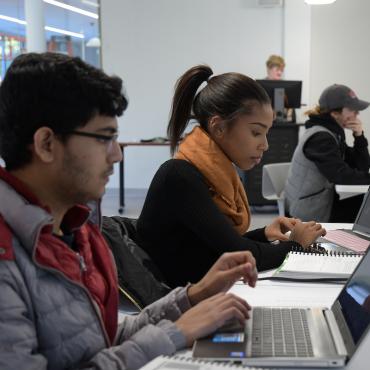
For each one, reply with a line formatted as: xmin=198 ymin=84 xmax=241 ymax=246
xmin=264 ymin=55 xmax=296 ymax=122
xmin=285 ymin=84 xmax=370 ymax=222
xmin=266 ymin=54 xmax=285 ymax=80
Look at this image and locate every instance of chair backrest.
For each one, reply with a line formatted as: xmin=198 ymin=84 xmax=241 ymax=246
xmin=101 ymin=216 xmax=171 ymax=311
xmin=262 ymin=162 xmax=291 ymax=215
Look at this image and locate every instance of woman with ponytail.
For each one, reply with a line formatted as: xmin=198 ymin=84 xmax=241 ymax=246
xmin=136 ymin=65 xmax=325 ymax=288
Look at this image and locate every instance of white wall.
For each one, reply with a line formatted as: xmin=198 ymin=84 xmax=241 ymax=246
xmin=284 ymin=0 xmax=311 ymax=123
xmin=101 ymin=0 xmax=285 ymax=189
xmin=101 ymin=0 xmax=369 ymax=189
xmin=309 ymin=0 xmax=370 ymax=142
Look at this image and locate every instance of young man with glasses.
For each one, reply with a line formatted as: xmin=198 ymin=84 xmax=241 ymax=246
xmin=0 ymin=53 xmax=257 ymax=370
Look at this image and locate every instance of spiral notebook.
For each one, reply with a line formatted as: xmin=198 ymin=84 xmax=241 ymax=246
xmin=268 ymin=251 xmax=362 ymax=282
xmin=140 ymin=355 xmax=269 ymax=370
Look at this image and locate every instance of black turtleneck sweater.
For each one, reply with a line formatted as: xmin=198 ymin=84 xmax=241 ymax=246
xmin=136 ymin=159 xmax=295 ymax=288
xmin=303 ymin=114 xmax=370 ymax=184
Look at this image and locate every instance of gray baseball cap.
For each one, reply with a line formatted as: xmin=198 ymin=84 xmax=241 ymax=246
xmin=319 ymin=84 xmax=370 ymax=111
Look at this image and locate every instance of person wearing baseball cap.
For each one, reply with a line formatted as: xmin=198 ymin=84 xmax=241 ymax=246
xmin=319 ymin=84 xmax=370 ymax=112
xmin=285 ymin=84 xmax=370 ymax=223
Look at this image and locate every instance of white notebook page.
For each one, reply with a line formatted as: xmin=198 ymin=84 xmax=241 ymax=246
xmin=280 ymin=252 xmax=361 ymax=275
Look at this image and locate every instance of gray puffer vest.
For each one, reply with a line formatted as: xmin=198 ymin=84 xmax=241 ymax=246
xmin=0 ymin=177 xmax=188 ymax=370
xmin=285 ymin=126 xmax=338 ymax=222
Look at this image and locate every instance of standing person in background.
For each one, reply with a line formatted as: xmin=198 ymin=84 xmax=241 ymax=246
xmin=136 ymin=65 xmax=325 ymax=288
xmin=265 ymin=54 xmax=285 ymax=80
xmin=0 ymin=52 xmax=261 ymax=370
xmin=265 ymin=54 xmax=296 ymax=122
xmin=285 ymin=84 xmax=370 ymax=222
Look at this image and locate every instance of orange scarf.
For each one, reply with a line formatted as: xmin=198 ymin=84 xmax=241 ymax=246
xmin=175 ymin=126 xmax=250 ymax=234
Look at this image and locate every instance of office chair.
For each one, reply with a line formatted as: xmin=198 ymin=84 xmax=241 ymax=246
xmin=262 ymin=162 xmax=291 ymax=216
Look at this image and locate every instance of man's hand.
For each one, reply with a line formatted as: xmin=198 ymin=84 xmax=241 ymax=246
xmin=265 ymin=216 xmax=299 ymax=241
xmin=289 ymin=220 xmax=326 ymax=248
xmin=344 ymin=117 xmax=363 ymax=137
xmin=187 ymin=251 xmax=257 ymax=306
xmin=176 ymin=292 xmax=251 ymax=346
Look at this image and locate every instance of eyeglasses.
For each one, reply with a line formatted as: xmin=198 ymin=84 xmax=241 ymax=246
xmin=68 ymin=130 xmax=119 ymax=153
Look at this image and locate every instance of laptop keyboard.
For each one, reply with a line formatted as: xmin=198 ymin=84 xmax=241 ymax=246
xmin=324 ymin=230 xmax=369 ymax=253
xmin=251 ymin=307 xmax=314 ymax=357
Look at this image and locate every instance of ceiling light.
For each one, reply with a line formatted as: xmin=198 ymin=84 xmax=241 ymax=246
xmin=44 ymin=0 xmax=98 ymax=19
xmin=0 ymin=14 xmax=84 ymax=39
xmin=45 ymin=26 xmax=84 ymax=39
xmin=0 ymin=14 xmax=26 ymax=25
xmin=304 ymin=0 xmax=336 ymax=4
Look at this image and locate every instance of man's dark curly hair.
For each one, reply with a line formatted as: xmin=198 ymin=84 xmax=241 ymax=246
xmin=0 ymin=52 xmax=128 ymax=170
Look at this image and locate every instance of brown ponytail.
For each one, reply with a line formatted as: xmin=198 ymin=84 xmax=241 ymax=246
xmin=167 ymin=64 xmax=271 ymax=155
xmin=167 ymin=65 xmax=212 ymax=155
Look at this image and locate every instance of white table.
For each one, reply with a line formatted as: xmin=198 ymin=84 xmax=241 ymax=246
xmin=335 ymin=184 xmax=369 ymax=200
xmin=145 ymin=224 xmax=368 ymax=369
xmin=227 ymin=223 xmax=368 ymax=369
xmin=229 ymin=280 xmax=368 ymax=370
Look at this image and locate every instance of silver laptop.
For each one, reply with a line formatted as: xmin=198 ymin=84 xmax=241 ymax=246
xmin=319 ymin=189 xmax=370 ymax=254
xmin=192 ymin=248 xmax=370 ymax=367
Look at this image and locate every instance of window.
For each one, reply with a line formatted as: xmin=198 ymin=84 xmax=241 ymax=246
xmin=0 ymin=0 xmax=101 ymax=81
xmin=44 ymin=0 xmax=101 ymax=67
xmin=0 ymin=0 xmax=26 ymax=81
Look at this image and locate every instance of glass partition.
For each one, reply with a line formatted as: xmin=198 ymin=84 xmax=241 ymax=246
xmin=0 ymin=0 xmax=101 ymax=82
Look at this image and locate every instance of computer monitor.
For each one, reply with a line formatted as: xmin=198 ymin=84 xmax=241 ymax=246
xmin=256 ymin=79 xmax=302 ymax=122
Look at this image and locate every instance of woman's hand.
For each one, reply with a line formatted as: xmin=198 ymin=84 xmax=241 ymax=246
xmin=344 ymin=117 xmax=363 ymax=137
xmin=289 ymin=220 xmax=326 ymax=248
xmin=265 ymin=216 xmax=298 ymax=241
xmin=187 ymin=251 xmax=257 ymax=306
xmin=175 ymin=292 xmax=251 ymax=346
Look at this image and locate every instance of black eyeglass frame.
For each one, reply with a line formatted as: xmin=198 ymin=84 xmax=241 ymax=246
xmin=68 ymin=130 xmax=119 ymax=143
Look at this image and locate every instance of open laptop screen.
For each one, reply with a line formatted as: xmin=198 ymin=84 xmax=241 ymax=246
xmin=337 ymin=249 xmax=370 ymax=347
xmin=353 ymin=190 xmax=370 ymax=234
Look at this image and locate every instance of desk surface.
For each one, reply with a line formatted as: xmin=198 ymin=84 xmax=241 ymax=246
xmin=335 ymin=184 xmax=369 ymax=200
xmin=171 ymin=224 xmax=367 ymax=369
xmin=230 ymin=223 xmax=350 ymax=307
xmin=228 ymin=223 xmax=368 ymax=369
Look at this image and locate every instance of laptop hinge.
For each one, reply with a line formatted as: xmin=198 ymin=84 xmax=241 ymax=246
xmin=324 ymin=310 xmax=347 ymax=356
xmin=353 ymin=230 xmax=370 ymax=241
